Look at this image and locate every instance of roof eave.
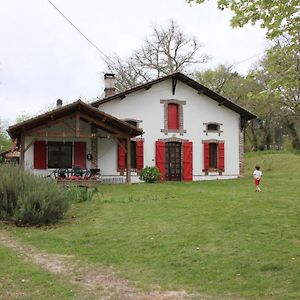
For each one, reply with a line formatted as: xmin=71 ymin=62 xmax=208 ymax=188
xmin=7 ymin=100 xmax=143 ymax=139
xmin=92 ymin=72 xmax=257 ymax=120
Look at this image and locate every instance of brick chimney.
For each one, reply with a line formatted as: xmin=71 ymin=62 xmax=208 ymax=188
xmin=56 ymin=99 xmax=63 ymax=107
xmin=104 ymin=73 xmax=116 ymax=98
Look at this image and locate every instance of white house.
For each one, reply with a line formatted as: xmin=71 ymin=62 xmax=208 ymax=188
xmin=7 ymin=72 xmax=255 ymax=183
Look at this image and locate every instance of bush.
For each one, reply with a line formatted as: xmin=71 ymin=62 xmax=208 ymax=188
xmin=140 ymin=166 xmax=161 ymax=183
xmin=0 ymin=165 xmax=70 ymax=226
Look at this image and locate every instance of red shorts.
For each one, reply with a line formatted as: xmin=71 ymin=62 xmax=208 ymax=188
xmin=254 ymin=179 xmax=260 ymax=186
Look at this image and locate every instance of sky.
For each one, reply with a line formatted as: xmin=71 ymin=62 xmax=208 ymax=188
xmin=0 ymin=0 xmax=268 ymax=127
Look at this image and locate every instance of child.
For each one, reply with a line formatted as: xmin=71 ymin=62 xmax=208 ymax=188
xmin=253 ymin=165 xmax=262 ymax=192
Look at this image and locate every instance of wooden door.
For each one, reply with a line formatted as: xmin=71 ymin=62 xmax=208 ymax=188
xmin=165 ymin=142 xmax=181 ymax=181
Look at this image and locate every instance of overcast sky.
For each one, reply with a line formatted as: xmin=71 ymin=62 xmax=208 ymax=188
xmin=0 ymin=0 xmax=268 ymax=126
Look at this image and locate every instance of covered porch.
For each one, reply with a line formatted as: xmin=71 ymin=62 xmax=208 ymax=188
xmin=7 ymin=100 xmax=143 ymax=183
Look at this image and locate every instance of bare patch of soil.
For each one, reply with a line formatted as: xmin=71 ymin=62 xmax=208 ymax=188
xmin=0 ymin=230 xmax=195 ymax=300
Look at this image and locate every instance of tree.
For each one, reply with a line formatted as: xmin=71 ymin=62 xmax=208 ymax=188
xmin=195 ymin=65 xmax=283 ymax=151
xmin=187 ymin=0 xmax=300 ymax=48
xmin=106 ymin=19 xmax=209 ymax=91
xmin=195 ymin=65 xmax=244 ymax=100
xmin=0 ymin=118 xmax=11 ymax=153
xmin=15 ymin=113 xmax=32 ymax=124
xmin=250 ymin=41 xmax=300 ymax=149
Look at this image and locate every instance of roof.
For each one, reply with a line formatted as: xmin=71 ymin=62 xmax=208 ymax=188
xmin=7 ymin=100 xmax=143 ymax=139
xmin=91 ymin=72 xmax=256 ymax=120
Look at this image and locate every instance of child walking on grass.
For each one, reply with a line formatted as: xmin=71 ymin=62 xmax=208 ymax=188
xmin=253 ymin=165 xmax=262 ymax=192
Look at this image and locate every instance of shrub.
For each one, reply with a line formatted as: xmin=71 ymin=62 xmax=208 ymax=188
xmin=0 ymin=165 xmax=70 ymax=226
xmin=140 ymin=166 xmax=161 ymax=183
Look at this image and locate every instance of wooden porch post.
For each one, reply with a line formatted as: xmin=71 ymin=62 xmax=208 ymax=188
xmin=75 ymin=111 xmax=80 ymax=137
xmin=91 ymin=125 xmax=98 ymax=169
xmin=126 ymin=136 xmax=131 ymax=184
xmin=20 ymin=131 xmax=25 ymax=168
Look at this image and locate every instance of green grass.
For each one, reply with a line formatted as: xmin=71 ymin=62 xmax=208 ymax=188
xmin=1 ymin=151 xmax=300 ymax=299
xmin=0 ymin=245 xmax=78 ymax=300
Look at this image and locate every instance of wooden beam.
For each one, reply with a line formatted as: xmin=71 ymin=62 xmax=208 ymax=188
xmin=62 ymin=120 xmax=76 ymax=133
xmin=20 ymin=132 xmax=25 ymax=168
xmin=91 ymin=124 xmax=98 ymax=169
xmin=76 ymin=111 xmax=80 ymax=137
xmin=79 ymin=112 xmax=121 ymax=135
xmin=116 ymin=138 xmax=127 ymax=153
xmin=26 ymin=131 xmax=128 ymax=139
xmin=23 ymin=139 xmax=35 ymax=154
xmin=27 ymin=114 xmax=75 ymax=135
xmin=27 ymin=130 xmax=74 ymax=137
xmin=126 ymin=137 xmax=131 ymax=184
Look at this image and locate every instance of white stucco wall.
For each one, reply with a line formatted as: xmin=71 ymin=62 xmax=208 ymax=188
xmin=23 ymin=79 xmax=242 ymax=182
xmin=98 ymin=79 xmax=241 ymax=180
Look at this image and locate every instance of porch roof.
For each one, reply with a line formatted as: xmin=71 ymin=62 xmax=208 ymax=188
xmin=7 ymin=100 xmax=143 ymax=139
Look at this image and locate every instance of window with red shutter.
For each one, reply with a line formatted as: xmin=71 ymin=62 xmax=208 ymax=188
xmin=136 ymin=140 xmax=144 ymax=171
xmin=183 ymin=142 xmax=193 ymax=181
xmin=167 ymin=103 xmax=179 ymax=130
xmin=34 ymin=141 xmax=47 ymax=169
xmin=155 ymin=141 xmax=165 ymax=180
xmin=48 ymin=142 xmax=72 ymax=168
xmin=74 ymin=142 xmax=86 ymax=169
xmin=209 ymin=143 xmax=218 ymax=169
xmin=117 ymin=139 xmax=126 ymax=171
xmin=218 ymin=142 xmax=225 ymax=171
xmin=203 ymin=142 xmax=225 ymax=173
xmin=203 ymin=143 xmax=209 ymax=171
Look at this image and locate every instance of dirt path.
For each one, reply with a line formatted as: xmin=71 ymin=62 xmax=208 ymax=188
xmin=0 ymin=230 xmax=196 ymax=300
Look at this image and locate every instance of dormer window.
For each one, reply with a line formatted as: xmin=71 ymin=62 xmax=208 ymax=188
xmin=203 ymin=122 xmax=223 ymax=136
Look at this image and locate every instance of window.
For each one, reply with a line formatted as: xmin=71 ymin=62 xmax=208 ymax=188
xmin=160 ymin=99 xmax=186 ymax=135
xmin=203 ymin=141 xmax=225 ymax=173
xmin=209 ymin=143 xmax=218 ymax=169
xmin=207 ymin=123 xmax=219 ymax=131
xmin=203 ymin=122 xmax=223 ymax=136
xmin=118 ymin=139 xmax=144 ymax=172
xmin=126 ymin=141 xmax=137 ymax=169
xmin=168 ymin=103 xmax=179 ymax=130
xmin=48 ymin=142 xmax=72 ymax=168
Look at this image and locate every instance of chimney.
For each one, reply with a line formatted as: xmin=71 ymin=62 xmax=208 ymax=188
xmin=104 ymin=73 xmax=116 ymax=98
xmin=56 ymin=99 xmax=63 ymax=107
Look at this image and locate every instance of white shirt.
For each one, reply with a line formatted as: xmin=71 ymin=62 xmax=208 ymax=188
xmin=253 ymin=170 xmax=262 ymax=179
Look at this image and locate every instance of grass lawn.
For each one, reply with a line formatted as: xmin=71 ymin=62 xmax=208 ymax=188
xmin=0 ymin=244 xmax=79 ymax=300
xmin=1 ymin=151 xmax=300 ymax=299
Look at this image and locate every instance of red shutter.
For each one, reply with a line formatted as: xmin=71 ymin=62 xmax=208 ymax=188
xmin=74 ymin=142 xmax=86 ymax=169
xmin=155 ymin=141 xmax=165 ymax=180
xmin=183 ymin=142 xmax=193 ymax=181
xmin=218 ymin=142 xmax=225 ymax=171
xmin=136 ymin=140 xmax=144 ymax=171
xmin=203 ymin=143 xmax=209 ymax=171
xmin=34 ymin=141 xmax=47 ymax=169
xmin=118 ymin=139 xmax=126 ymax=171
xmin=168 ymin=103 xmax=179 ymax=130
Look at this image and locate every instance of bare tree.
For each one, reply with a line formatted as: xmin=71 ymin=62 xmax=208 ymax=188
xmin=105 ymin=19 xmax=209 ymax=91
